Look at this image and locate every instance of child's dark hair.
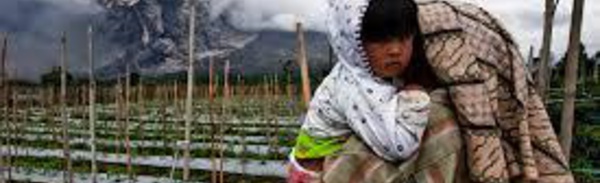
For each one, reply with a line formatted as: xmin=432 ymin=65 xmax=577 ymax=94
xmin=360 ymin=0 xmax=440 ymax=90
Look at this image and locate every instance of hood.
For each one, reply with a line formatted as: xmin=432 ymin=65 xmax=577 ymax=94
xmin=326 ymin=0 xmax=371 ymax=75
xmin=325 ymin=0 xmax=399 ymax=105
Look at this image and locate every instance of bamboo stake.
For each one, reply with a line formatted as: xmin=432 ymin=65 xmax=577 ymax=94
xmin=21 ymin=88 xmax=32 ymax=176
xmin=2 ymin=68 xmax=14 ymax=183
xmin=75 ymin=86 xmax=80 ymax=111
xmin=273 ymin=74 xmax=280 ymax=160
xmin=116 ymin=75 xmax=123 ymax=157
xmin=125 ymin=64 xmax=133 ymax=182
xmin=87 ymin=25 xmax=98 ymax=183
xmin=0 ymin=33 xmax=7 ymax=183
xmin=160 ymin=85 xmax=168 ymax=151
xmin=238 ymin=74 xmax=247 ymax=182
xmin=224 ymin=60 xmax=230 ymax=99
xmin=7 ymin=85 xmax=14 ymax=182
xmin=136 ymin=72 xmax=145 ymax=152
xmin=172 ymin=81 xmax=182 ymax=171
xmin=209 ymin=57 xmax=217 ymax=183
xmin=296 ymin=22 xmax=311 ymax=109
xmin=265 ymin=76 xmax=272 ymax=156
xmin=60 ymin=32 xmax=73 ymax=183
xmin=49 ymin=83 xmax=58 ymax=143
xmin=174 ymin=81 xmax=179 ymax=114
xmin=183 ymin=0 xmax=196 ymax=181
xmin=560 ymin=0 xmax=585 ymax=161
xmin=262 ymin=75 xmax=273 ymax=162
xmin=537 ymin=0 xmax=559 ymax=102
xmin=219 ymin=60 xmax=230 ymax=183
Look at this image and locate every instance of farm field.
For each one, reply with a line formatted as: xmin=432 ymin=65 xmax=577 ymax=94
xmin=1 ymin=84 xmax=305 ymax=182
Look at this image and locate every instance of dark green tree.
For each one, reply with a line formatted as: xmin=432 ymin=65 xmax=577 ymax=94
xmin=41 ymin=66 xmax=73 ymax=86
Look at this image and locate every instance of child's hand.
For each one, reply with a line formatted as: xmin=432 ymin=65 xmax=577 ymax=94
xmin=288 ymin=152 xmax=321 ymax=183
xmin=397 ymin=90 xmax=430 ymax=127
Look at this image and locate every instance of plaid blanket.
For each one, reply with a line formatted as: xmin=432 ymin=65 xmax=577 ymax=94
xmin=321 ymin=92 xmax=467 ymax=183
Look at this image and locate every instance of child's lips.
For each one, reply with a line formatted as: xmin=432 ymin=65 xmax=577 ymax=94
xmin=384 ymin=61 xmax=402 ymax=68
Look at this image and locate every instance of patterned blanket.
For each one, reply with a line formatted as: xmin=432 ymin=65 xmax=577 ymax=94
xmin=417 ymin=1 xmax=572 ymax=182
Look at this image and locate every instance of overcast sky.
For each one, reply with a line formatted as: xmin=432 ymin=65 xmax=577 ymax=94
xmin=219 ymin=0 xmax=600 ymax=61
xmin=0 ymin=0 xmax=598 ymax=80
xmin=463 ymin=0 xmax=600 ymax=62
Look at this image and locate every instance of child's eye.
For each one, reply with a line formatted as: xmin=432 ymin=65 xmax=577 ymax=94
xmin=415 ymin=108 xmax=429 ymax=113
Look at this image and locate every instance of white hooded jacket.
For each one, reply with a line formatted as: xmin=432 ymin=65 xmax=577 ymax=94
xmin=300 ymin=0 xmax=430 ymax=162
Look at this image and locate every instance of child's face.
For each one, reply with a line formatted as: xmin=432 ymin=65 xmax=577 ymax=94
xmin=363 ymin=36 xmax=413 ymax=79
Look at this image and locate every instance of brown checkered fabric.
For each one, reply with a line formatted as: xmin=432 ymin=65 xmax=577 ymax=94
xmin=419 ymin=1 xmax=573 ymax=182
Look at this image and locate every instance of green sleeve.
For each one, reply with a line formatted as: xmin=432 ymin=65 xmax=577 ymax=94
xmin=293 ymin=129 xmax=348 ymax=159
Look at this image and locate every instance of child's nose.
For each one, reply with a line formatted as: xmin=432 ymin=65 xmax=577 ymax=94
xmin=388 ymin=43 xmax=403 ymax=56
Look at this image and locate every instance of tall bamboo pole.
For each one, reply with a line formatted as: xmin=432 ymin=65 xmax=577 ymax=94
xmin=296 ymin=22 xmax=311 ymax=108
xmin=537 ymin=0 xmax=560 ymax=101
xmin=87 ymin=25 xmax=98 ymax=183
xmin=273 ymin=74 xmax=280 ymax=160
xmin=49 ymin=81 xmax=58 ymax=143
xmin=183 ymin=0 xmax=196 ymax=181
xmin=7 ymin=83 xmax=14 ymax=182
xmin=560 ymin=0 xmax=585 ymax=161
xmin=209 ymin=57 xmax=217 ymax=183
xmin=238 ymin=74 xmax=247 ymax=181
xmin=159 ymin=85 xmax=168 ymax=151
xmin=136 ymin=71 xmax=145 ymax=148
xmin=219 ymin=60 xmax=230 ymax=183
xmin=0 ymin=35 xmax=11 ymax=182
xmin=60 ymin=32 xmax=73 ymax=183
xmin=224 ymin=60 xmax=230 ymax=99
xmin=125 ymin=64 xmax=133 ymax=182
xmin=262 ymin=75 xmax=273 ymax=160
xmin=116 ymin=75 xmax=123 ymax=156
xmin=0 ymin=33 xmax=7 ymax=183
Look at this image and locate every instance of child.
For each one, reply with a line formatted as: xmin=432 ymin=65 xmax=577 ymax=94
xmin=288 ymin=0 xmax=439 ymax=181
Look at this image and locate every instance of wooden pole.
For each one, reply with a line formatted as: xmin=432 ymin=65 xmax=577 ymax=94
xmin=224 ymin=60 xmax=230 ymax=99
xmin=560 ymin=0 xmax=585 ymax=161
xmin=116 ymin=75 xmax=123 ymax=156
xmin=7 ymin=83 xmax=14 ymax=182
xmin=537 ymin=0 xmax=559 ymax=102
xmin=174 ymin=81 xmax=179 ymax=114
xmin=159 ymin=85 xmax=168 ymax=151
xmin=296 ymin=22 xmax=311 ymax=108
xmin=87 ymin=25 xmax=98 ymax=183
xmin=183 ymin=0 xmax=196 ymax=181
xmin=262 ymin=75 xmax=273 ymax=161
xmin=209 ymin=57 xmax=217 ymax=183
xmin=136 ymin=71 xmax=145 ymax=149
xmin=273 ymin=74 xmax=280 ymax=160
xmin=50 ymin=81 xmax=58 ymax=143
xmin=125 ymin=64 xmax=133 ymax=182
xmin=0 ymin=33 xmax=7 ymax=183
xmin=60 ymin=32 xmax=73 ymax=183
xmin=219 ymin=60 xmax=230 ymax=183
xmin=238 ymin=74 xmax=247 ymax=181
